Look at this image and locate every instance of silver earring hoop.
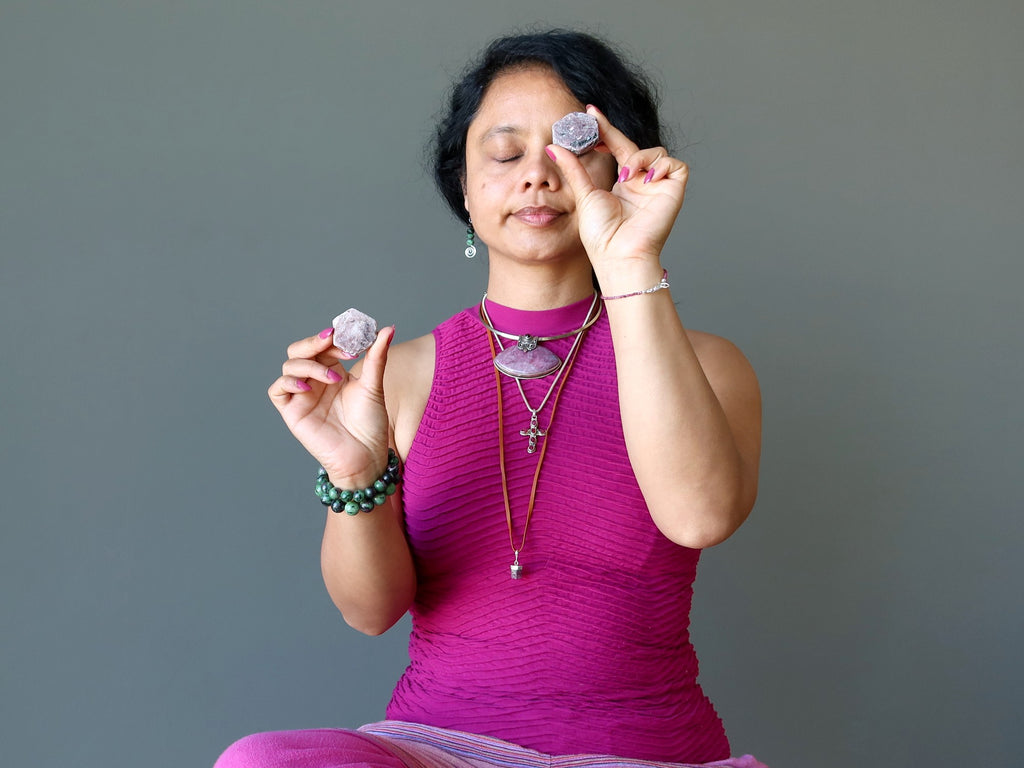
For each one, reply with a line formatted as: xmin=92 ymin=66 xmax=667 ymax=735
xmin=465 ymin=219 xmax=477 ymax=259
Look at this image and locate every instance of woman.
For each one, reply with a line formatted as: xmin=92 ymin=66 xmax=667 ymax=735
xmin=219 ymin=29 xmax=764 ymax=768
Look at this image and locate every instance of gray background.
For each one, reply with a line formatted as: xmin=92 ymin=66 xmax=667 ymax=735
xmin=2 ymin=1 xmax=1021 ymax=767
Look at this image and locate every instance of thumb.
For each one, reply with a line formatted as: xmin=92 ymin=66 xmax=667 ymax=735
xmin=358 ymin=325 xmax=395 ymax=399
xmin=546 ymin=144 xmax=597 ymax=208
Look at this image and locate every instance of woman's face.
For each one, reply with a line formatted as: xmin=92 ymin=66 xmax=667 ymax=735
xmin=463 ymin=65 xmax=617 ymax=268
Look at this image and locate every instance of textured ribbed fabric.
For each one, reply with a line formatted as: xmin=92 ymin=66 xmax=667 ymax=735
xmin=387 ymin=298 xmax=730 ymax=764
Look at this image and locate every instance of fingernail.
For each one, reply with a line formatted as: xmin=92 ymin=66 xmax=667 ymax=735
xmin=643 ymin=168 xmax=655 ymax=184
xmin=326 ymin=369 xmax=342 ymax=383
xmin=545 ymin=146 xmax=557 ymax=162
xmin=618 ymin=167 xmax=630 ymax=183
xmin=319 ymin=327 xmax=333 ymax=339
xmin=296 ymin=379 xmax=312 ymax=391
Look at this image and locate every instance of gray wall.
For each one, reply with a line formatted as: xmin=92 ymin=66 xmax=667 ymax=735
xmin=2 ymin=2 xmax=1021 ymax=766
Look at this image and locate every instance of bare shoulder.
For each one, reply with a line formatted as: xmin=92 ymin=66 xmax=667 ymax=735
xmin=381 ymin=331 xmax=436 ymax=455
xmin=384 ymin=331 xmax=436 ymax=375
xmin=685 ymin=329 xmax=761 ymax=406
xmin=686 ymin=329 xmax=755 ymax=374
xmin=686 ymin=328 xmax=761 ymax=453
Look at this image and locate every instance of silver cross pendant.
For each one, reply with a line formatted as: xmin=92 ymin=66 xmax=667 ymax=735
xmin=519 ymin=412 xmax=547 ymax=454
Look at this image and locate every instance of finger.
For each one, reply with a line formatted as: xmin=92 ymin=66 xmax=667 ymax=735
xmin=585 ymin=104 xmax=640 ymax=169
xmin=614 ymin=147 xmax=664 ymax=183
xmin=638 ymin=153 xmax=688 ymax=186
xmin=614 ymin=146 xmax=687 ymax=185
xmin=356 ymin=325 xmax=395 ymax=399
xmin=314 ymin=348 xmax=348 ymax=369
xmin=545 ymin=144 xmax=598 ymax=207
xmin=286 ymin=327 xmax=351 ymax=362
xmin=268 ymin=375 xmax=314 ymax=405
xmin=644 ymin=161 xmax=690 ymax=208
xmin=282 ymin=357 xmax=346 ymax=385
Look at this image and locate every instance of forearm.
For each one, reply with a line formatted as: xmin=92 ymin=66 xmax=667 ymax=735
xmin=320 ymin=493 xmax=416 ymax=635
xmin=601 ymin=266 xmax=755 ymax=548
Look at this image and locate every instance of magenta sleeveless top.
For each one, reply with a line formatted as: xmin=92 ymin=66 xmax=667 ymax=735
xmin=386 ymin=297 xmax=730 ymax=763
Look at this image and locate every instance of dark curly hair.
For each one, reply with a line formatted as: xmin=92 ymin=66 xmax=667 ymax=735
xmin=431 ymin=29 xmax=666 ymax=225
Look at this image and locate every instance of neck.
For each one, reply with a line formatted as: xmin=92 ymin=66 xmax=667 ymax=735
xmin=483 ymin=292 xmax=598 ymax=338
xmin=484 ymin=261 xmax=595 ymax=310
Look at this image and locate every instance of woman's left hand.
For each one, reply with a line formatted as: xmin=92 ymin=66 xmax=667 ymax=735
xmin=547 ymin=105 xmax=689 ymax=272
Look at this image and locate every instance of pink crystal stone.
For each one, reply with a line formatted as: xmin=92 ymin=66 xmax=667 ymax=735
xmin=493 ymin=344 xmax=561 ymax=379
xmin=552 ymin=112 xmax=599 ymax=155
xmin=332 ymin=308 xmax=378 ymax=357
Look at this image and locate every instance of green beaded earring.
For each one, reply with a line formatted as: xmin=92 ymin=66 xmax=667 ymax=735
xmin=465 ymin=218 xmax=477 ymax=259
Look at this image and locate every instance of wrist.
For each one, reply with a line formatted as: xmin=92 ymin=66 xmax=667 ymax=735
xmin=317 ymin=449 xmax=402 ymax=515
xmin=321 ymin=446 xmax=391 ymax=489
xmin=594 ymin=261 xmax=666 ymax=298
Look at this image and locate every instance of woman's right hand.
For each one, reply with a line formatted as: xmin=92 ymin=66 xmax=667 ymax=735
xmin=268 ymin=325 xmax=395 ymax=488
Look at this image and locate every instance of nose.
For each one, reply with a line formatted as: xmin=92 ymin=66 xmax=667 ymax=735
xmin=518 ymin=146 xmax=561 ymax=192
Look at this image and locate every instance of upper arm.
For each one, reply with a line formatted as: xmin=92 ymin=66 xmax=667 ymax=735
xmin=689 ymin=331 xmax=763 ymax=510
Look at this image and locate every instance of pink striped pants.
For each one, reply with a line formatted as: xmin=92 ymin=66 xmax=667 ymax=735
xmin=213 ymin=721 xmax=768 ymax=768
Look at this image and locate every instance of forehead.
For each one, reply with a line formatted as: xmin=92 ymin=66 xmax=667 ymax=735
xmin=470 ymin=65 xmax=582 ymax=137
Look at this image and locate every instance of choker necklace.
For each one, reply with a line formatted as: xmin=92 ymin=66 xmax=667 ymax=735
xmin=479 ymin=293 xmax=601 ymax=379
xmin=480 ymin=298 xmax=599 ymax=453
xmin=487 ymin=328 xmax=585 ymax=579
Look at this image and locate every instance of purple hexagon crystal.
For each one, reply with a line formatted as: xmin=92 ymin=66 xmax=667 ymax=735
xmin=552 ymin=112 xmax=600 ymax=155
xmin=332 ymin=308 xmax=378 ymax=357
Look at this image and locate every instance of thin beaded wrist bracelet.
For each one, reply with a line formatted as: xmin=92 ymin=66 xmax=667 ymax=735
xmin=316 ymin=449 xmax=401 ymax=515
xmin=600 ymin=269 xmax=670 ymax=300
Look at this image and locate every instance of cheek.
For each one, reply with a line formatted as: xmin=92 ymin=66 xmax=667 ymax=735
xmin=465 ymin=180 xmax=496 ymax=219
xmin=469 ymin=178 xmax=498 ymax=203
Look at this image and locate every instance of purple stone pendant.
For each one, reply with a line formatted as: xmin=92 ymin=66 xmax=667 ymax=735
xmin=494 ymin=343 xmax=561 ymax=379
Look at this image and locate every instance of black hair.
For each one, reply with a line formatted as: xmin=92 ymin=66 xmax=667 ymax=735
xmin=431 ymin=29 xmax=666 ymax=224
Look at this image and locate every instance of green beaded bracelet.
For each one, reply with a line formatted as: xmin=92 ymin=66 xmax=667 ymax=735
xmin=315 ymin=449 xmax=401 ymax=515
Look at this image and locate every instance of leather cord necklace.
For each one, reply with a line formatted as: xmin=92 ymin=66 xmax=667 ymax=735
xmin=487 ymin=325 xmax=586 ymax=579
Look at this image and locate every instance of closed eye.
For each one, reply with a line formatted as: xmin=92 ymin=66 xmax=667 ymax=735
xmin=495 ymin=154 xmax=522 ymax=163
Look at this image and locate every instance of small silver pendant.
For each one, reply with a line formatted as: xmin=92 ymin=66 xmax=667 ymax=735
xmin=511 ymin=551 xmax=523 ymax=579
xmin=519 ymin=412 xmax=547 ymax=454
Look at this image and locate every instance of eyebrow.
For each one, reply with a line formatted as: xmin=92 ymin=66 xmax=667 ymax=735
xmin=479 ymin=124 xmax=522 ymax=143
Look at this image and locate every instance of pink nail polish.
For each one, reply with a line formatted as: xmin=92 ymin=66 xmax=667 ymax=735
xmin=326 ymin=369 xmax=342 ymax=383
xmin=296 ymin=379 xmax=312 ymax=391
xmin=545 ymin=147 xmax=557 ymax=162
xmin=618 ymin=167 xmax=630 ymax=183
xmin=643 ymin=168 xmax=656 ymax=184
xmin=318 ymin=327 xmax=333 ymax=339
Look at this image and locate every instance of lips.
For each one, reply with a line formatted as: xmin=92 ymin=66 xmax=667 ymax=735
xmin=512 ymin=206 xmax=563 ymax=226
